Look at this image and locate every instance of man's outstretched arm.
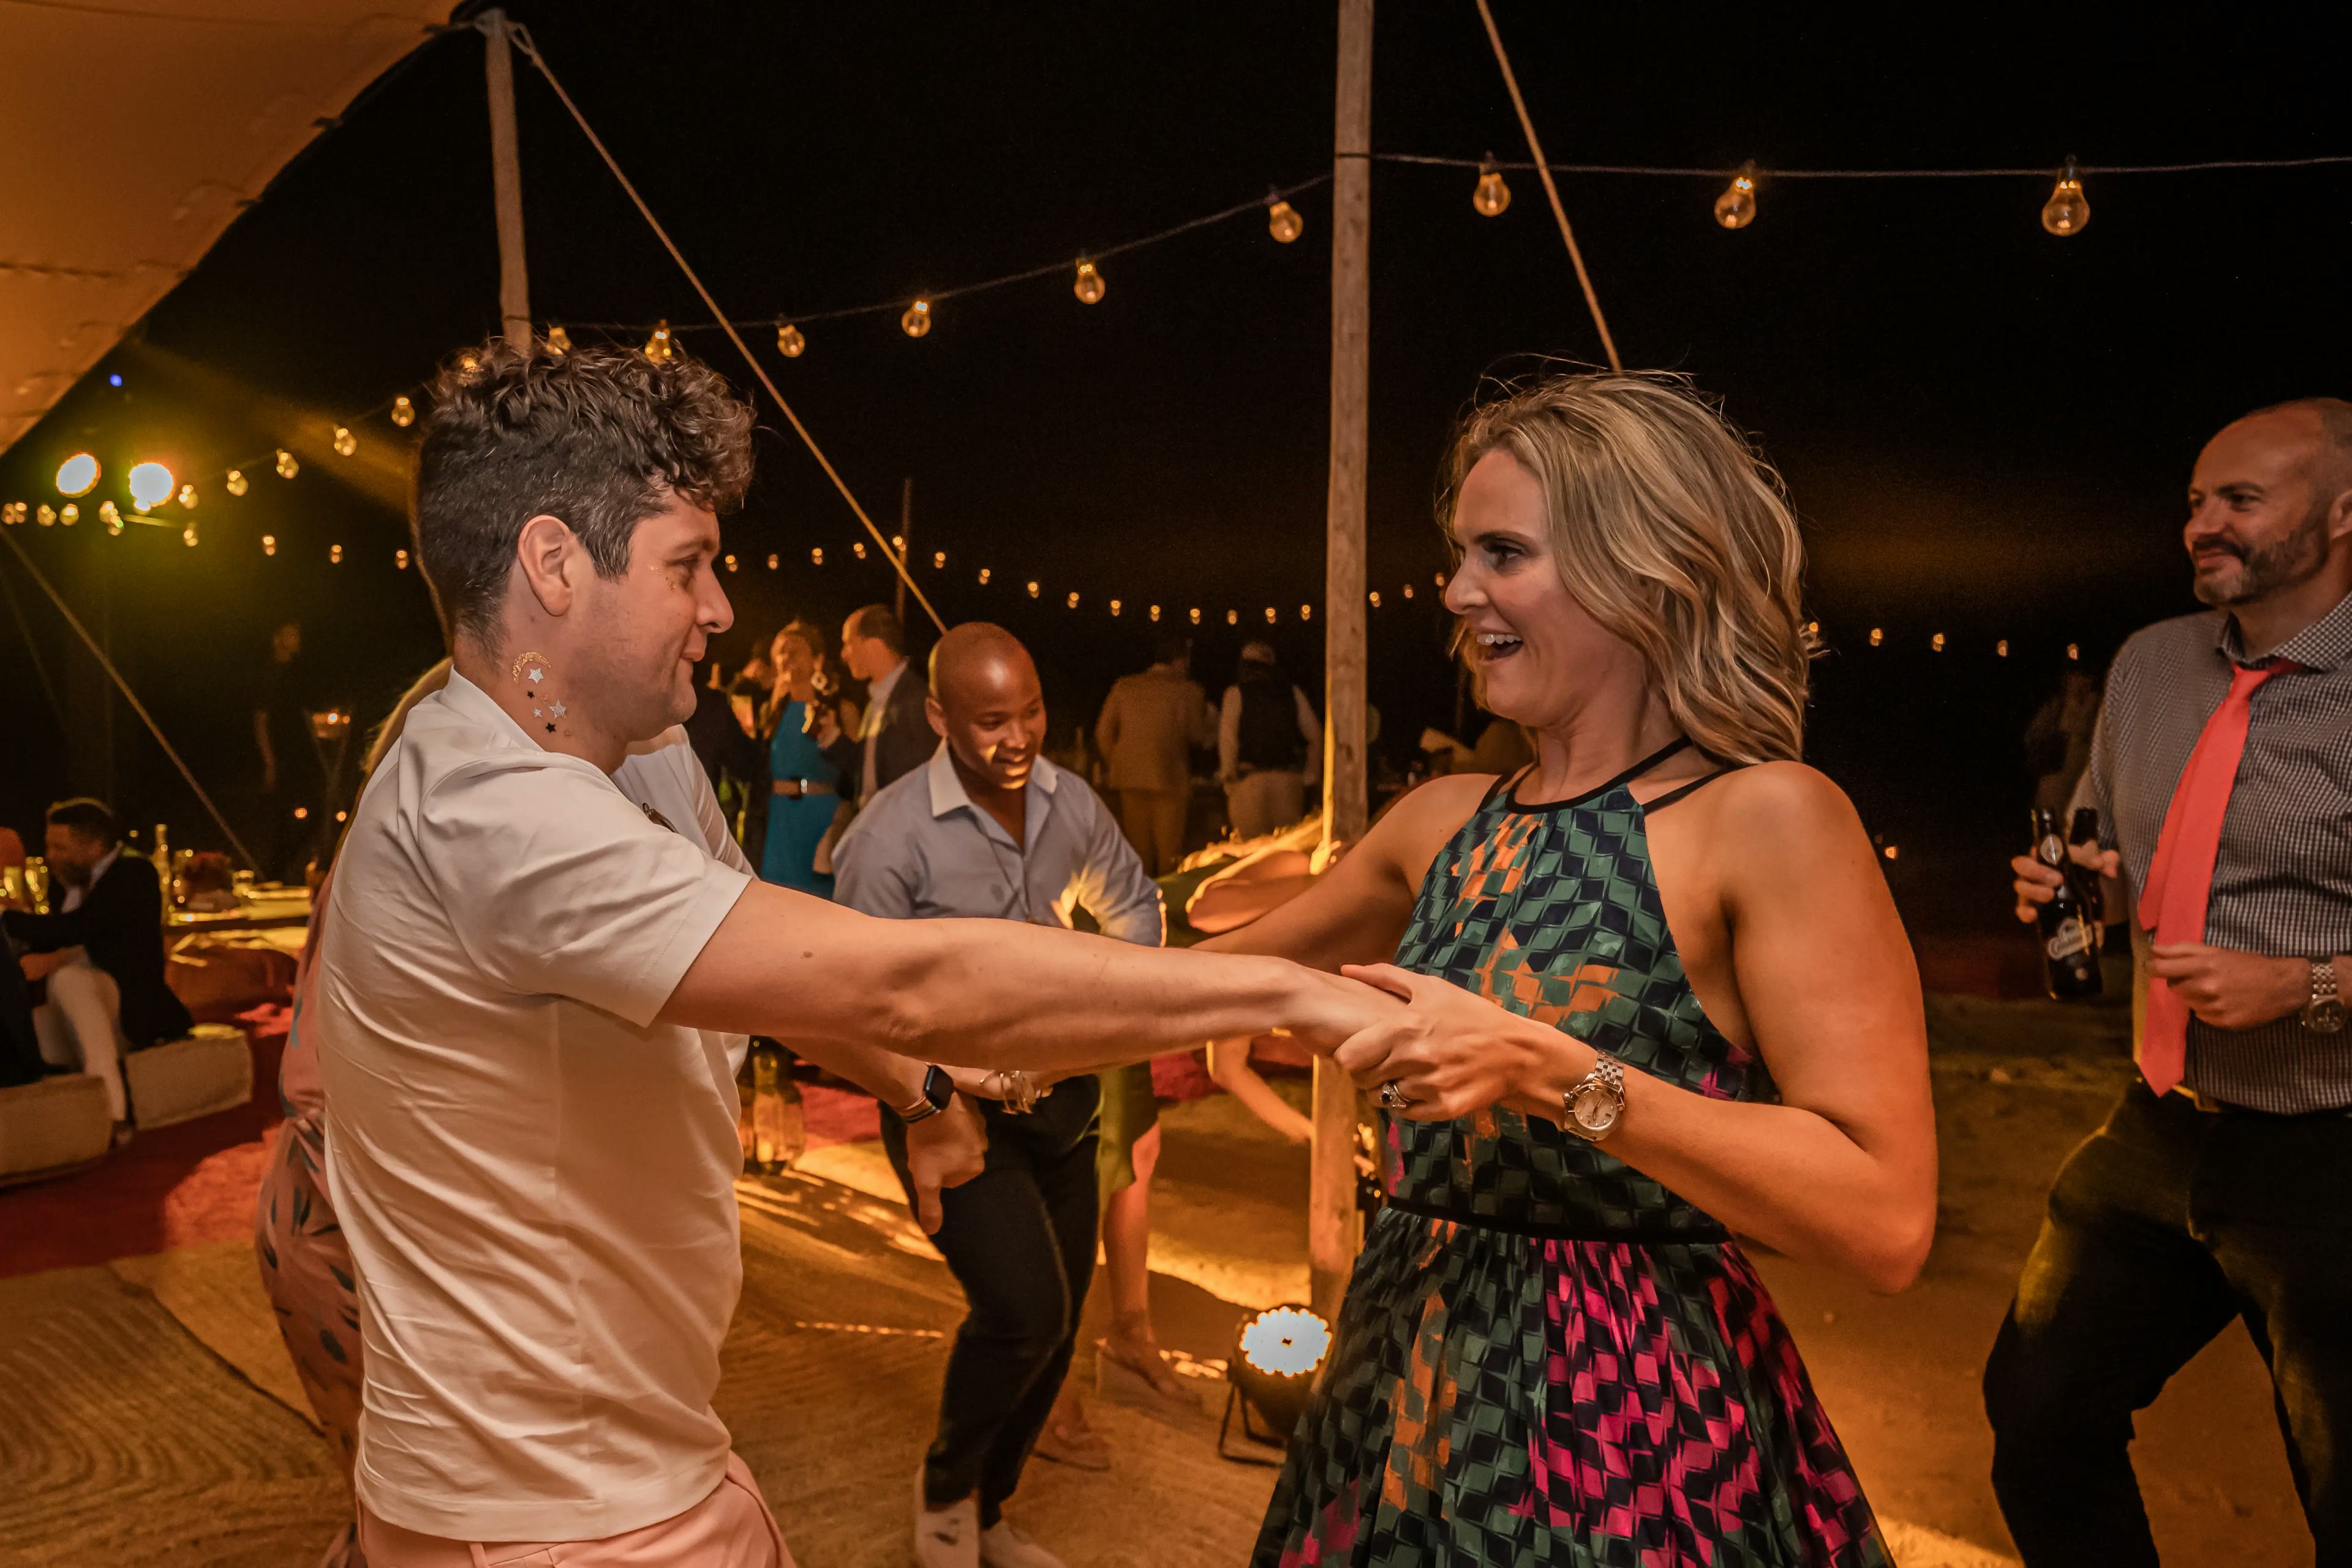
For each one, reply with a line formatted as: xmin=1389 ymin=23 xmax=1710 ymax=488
xmin=657 ymin=880 xmax=1393 ymax=1079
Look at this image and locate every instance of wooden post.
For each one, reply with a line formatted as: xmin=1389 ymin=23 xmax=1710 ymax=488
xmin=897 ymin=477 xmax=913 ymax=625
xmin=482 ymin=10 xmax=531 ymax=344
xmin=1311 ymin=0 xmax=1373 ymax=1322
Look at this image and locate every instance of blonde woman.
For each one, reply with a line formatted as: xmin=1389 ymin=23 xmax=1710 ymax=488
xmin=1219 ymin=375 xmax=1933 ymax=1567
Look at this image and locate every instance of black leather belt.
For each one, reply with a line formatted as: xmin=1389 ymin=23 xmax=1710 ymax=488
xmin=1381 ymin=1191 xmax=1728 ymax=1245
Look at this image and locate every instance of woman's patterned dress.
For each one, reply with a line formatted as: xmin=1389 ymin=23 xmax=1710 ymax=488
xmin=1252 ymin=753 xmax=1893 ymax=1568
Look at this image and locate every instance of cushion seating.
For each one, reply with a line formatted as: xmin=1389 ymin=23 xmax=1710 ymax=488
xmin=126 ymin=1023 xmax=252 ymax=1130
xmin=0 ymin=1072 xmax=111 ymax=1184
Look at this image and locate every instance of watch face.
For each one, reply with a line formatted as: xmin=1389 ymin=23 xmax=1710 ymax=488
xmin=2310 ymin=998 xmax=2348 ymax=1034
xmin=1570 ymin=1085 xmax=1619 ymax=1135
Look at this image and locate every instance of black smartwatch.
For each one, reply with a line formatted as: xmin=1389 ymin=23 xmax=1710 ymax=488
xmin=895 ymin=1064 xmax=955 ymax=1124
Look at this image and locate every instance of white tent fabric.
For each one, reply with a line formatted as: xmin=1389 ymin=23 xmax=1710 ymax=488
xmin=0 ymin=0 xmax=453 ymax=454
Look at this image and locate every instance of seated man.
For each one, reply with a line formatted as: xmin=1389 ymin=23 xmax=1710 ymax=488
xmin=2 ymin=799 xmax=194 ymax=1133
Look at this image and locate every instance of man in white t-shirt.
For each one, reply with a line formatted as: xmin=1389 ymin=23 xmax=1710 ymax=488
xmin=312 ymin=341 xmax=1398 ymax=1568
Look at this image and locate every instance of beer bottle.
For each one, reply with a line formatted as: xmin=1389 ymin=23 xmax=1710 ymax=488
xmin=2032 ymin=809 xmax=2101 ymax=1000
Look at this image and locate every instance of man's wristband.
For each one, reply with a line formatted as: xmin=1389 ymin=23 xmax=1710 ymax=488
xmin=894 ymin=1064 xmax=955 ymax=1123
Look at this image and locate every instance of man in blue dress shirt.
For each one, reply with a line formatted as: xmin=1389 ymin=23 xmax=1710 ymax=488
xmin=835 ymin=623 xmax=1162 ymax=1568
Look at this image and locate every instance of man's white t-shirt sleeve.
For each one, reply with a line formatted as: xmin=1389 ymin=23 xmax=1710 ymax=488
xmin=417 ymin=758 xmax=752 ymax=1027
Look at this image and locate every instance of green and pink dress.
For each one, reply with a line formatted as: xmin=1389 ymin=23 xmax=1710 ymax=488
xmin=1253 ymin=745 xmax=1893 ymax=1567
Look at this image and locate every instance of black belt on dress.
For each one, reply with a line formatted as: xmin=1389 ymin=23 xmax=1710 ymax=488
xmin=1380 ymin=1191 xmax=1728 ymax=1245
xmin=773 ymin=778 xmax=837 ymax=798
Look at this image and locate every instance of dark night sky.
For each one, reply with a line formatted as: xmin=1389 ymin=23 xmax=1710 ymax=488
xmin=5 ymin=3 xmax=2349 ymax=927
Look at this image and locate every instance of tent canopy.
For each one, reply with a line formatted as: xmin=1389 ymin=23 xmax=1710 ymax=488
xmin=0 ymin=0 xmax=453 ymax=455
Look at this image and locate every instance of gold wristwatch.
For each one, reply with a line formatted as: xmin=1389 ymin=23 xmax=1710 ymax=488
xmin=2304 ymin=959 xmax=2345 ymax=1035
xmin=1563 ymin=1052 xmax=1627 ymax=1142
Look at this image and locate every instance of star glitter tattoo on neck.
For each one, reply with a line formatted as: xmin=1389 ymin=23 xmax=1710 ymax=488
xmin=510 ymin=650 xmax=569 ymax=736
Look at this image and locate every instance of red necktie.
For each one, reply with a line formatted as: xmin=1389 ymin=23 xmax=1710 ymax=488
xmin=2136 ymin=658 xmax=2292 ymax=1093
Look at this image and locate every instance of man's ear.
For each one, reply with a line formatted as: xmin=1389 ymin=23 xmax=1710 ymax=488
xmin=927 ymin=695 xmax=948 ymax=739
xmin=514 ymin=514 xmax=581 ymax=617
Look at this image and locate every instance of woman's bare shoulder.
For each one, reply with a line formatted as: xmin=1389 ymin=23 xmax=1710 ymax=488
xmin=1695 ymin=761 xmax=1879 ymax=877
xmin=1362 ymin=773 xmax=1499 ymax=873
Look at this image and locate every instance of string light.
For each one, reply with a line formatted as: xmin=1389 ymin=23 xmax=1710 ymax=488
xmin=1189 ymin=608 xmax=1200 ymax=625
xmin=1110 ymin=598 xmax=1123 ymax=616
xmin=261 ymin=534 xmax=276 ymax=556
xmin=395 ymin=548 xmax=410 ymax=570
xmin=36 ymin=505 xmax=55 ymax=526
xmin=1074 ymin=258 xmax=1105 ymax=304
xmin=1931 ymin=632 xmax=1946 ymax=652
xmin=55 ymin=454 xmax=99 ymax=497
xmin=1435 ymin=572 xmax=1447 ymax=587
xmin=1869 ymin=627 xmax=1884 ymax=646
xmin=2067 ymin=643 xmax=2081 ymax=661
xmin=1368 ymin=590 xmax=1381 ymax=608
xmin=181 ymin=525 xmax=197 ymax=547
xmin=2041 ymin=159 xmax=2089 ymax=236
xmin=1068 ymin=591 xmax=1081 ymax=609
xmin=1148 ymin=605 xmax=1161 ymax=621
xmin=333 ymin=426 xmax=357 ymax=458
xmin=1473 ymin=155 xmax=1512 ymax=217
xmin=1401 ymin=584 xmax=1414 ymax=600
xmin=545 ymin=325 xmax=571 ymax=355
xmin=1714 ymin=162 xmax=1758 ymax=229
xmin=767 ymin=553 xmax=780 ymax=570
xmin=811 ymin=546 xmax=824 ymax=565
xmin=1226 ymin=609 xmax=1239 ymax=625
xmin=1997 ymin=639 xmax=2010 ymax=657
xmin=902 ymin=299 xmax=932 ymax=338
xmin=226 ymin=470 xmax=249 ymax=497
xmin=645 ymin=321 xmax=675 ymax=361
xmin=1300 ymin=604 xmax=1313 ymax=621
xmin=178 ymin=484 xmax=198 ymax=509
xmin=1027 ymin=580 xmax=1040 ymax=598
xmin=392 ymin=396 xmax=416 ymax=428
xmin=1264 ymin=607 xmax=1278 ymax=624
xmin=724 ymin=553 xmax=739 ymax=572
xmin=1267 ymin=197 xmax=1303 ymax=244
xmin=978 ymin=567 xmax=990 ymax=584
xmin=891 ymin=533 xmax=905 ymax=551
xmin=777 ymin=323 xmax=805 ymax=358
xmin=58 ymin=503 xmax=77 ymax=526
xmin=853 ymin=541 xmax=867 ymax=559
xmin=1 ymin=503 xmax=23 ymax=524
xmin=99 ymin=500 xmax=121 ymax=530
xmin=459 ymin=352 xmax=480 ymax=373
xmin=127 ymin=461 xmax=174 ymax=511
xmin=274 ymin=450 xmax=299 ymax=480
xmin=329 ymin=543 xmax=343 ymax=564
xmin=933 ymin=550 xmax=946 ymax=568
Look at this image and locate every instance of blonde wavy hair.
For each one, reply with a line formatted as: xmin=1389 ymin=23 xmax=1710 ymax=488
xmin=1442 ymin=372 xmax=1812 ymax=764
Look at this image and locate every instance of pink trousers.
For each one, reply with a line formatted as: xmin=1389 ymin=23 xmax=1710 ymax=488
xmin=357 ymin=1455 xmax=793 ymax=1568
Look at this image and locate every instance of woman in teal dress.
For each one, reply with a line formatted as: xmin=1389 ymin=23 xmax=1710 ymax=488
xmin=761 ymin=621 xmax=859 ymax=897
xmin=1202 ymin=373 xmax=1937 ymax=1567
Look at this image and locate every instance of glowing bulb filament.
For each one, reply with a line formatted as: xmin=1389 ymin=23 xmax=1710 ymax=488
xmin=902 ymin=300 xmax=932 ymax=338
xmin=777 ymin=323 xmax=806 ymax=358
xmin=2041 ymin=161 xmax=2090 ymax=236
xmin=1473 ymin=156 xmax=1512 ymax=217
xmin=1714 ymin=163 xmax=1758 ymax=230
xmin=1074 ymin=259 xmax=1105 ymax=304
xmin=1267 ymin=198 xmax=1303 ymax=243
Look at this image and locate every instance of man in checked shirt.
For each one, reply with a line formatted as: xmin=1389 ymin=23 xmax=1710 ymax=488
xmin=1990 ymin=397 xmax=2352 ymax=1567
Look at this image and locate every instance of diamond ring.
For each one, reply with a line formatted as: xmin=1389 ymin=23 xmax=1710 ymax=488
xmin=1378 ymin=1080 xmax=1411 ymax=1112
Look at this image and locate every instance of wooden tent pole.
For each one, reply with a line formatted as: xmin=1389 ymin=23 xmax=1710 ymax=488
xmin=481 ymin=10 xmax=531 ymax=344
xmin=1312 ymin=0 xmax=1374 ymax=1321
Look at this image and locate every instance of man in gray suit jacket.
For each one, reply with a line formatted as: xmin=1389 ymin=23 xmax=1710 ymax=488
xmin=842 ymin=604 xmax=934 ymax=804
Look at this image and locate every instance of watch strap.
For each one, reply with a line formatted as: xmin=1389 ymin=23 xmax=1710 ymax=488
xmin=895 ymin=1064 xmax=953 ymax=1123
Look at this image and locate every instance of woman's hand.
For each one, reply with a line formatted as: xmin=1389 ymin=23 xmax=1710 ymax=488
xmin=1330 ymin=963 xmax=1580 ymax=1121
xmin=807 ymin=703 xmax=843 ymax=747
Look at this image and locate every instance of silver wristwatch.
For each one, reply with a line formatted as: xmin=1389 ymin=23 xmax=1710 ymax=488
xmin=1563 ymin=1052 xmax=1627 ymax=1142
xmin=2304 ymin=960 xmax=2345 ymax=1035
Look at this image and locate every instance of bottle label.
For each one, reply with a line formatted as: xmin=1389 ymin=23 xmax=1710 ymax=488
xmin=2047 ymin=918 xmax=2091 ymax=962
xmin=2038 ymin=834 xmax=2065 ymax=865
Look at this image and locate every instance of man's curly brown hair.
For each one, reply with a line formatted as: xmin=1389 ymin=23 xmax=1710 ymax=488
xmin=412 ymin=339 xmax=755 ymax=646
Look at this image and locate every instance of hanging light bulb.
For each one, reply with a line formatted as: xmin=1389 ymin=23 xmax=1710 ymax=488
xmin=262 ymin=533 xmax=277 ymax=556
xmin=1148 ymin=605 xmax=1161 ymax=621
xmin=1226 ymin=609 xmax=1239 ymax=625
xmin=1996 ymin=639 xmax=2010 ymax=657
xmin=99 ymin=500 xmax=122 ymax=530
xmin=1435 ymin=571 xmax=1447 ymax=587
xmin=1027 ymin=580 xmax=1041 ymax=598
xmin=812 ymin=546 xmax=824 ymax=565
xmin=127 ymin=461 xmax=175 ymax=511
xmin=777 ymin=323 xmax=805 ymax=358
xmin=1 ymin=502 xmax=23 ymax=525
xmin=1188 ymin=607 xmax=1201 ymax=625
xmin=396 ymin=548 xmax=410 ymax=570
xmin=329 ymin=543 xmax=344 ymax=564
xmin=978 ymin=567 xmax=991 ymax=585
xmin=1267 ymin=197 xmax=1304 ymax=244
xmin=766 ymin=553 xmax=780 ymax=570
xmin=55 ymin=453 xmax=99 ymax=497
xmin=391 ymin=395 xmax=416 ymax=428
xmin=181 ymin=525 xmax=197 ymax=547
xmin=724 ymin=554 xmax=739 ymax=573
xmin=333 ymin=426 xmax=357 ymax=458
xmin=2041 ymin=159 xmax=2090 ymax=237
xmin=1368 ymin=590 xmax=1381 ymax=608
xmin=1067 ymin=591 xmax=1080 ymax=609
xmin=1714 ymin=162 xmax=1758 ymax=230
xmin=933 ymin=551 xmax=946 ymax=568
xmin=1074 ymin=259 xmax=1105 ymax=304
xmin=1473 ymin=155 xmax=1512 ymax=217
xmin=545 ymin=325 xmax=571 ymax=355
xmin=852 ymin=540 xmax=867 ymax=559
xmin=275 ymin=450 xmax=299 ymax=480
xmin=1931 ymin=632 xmax=1947 ymax=652
xmin=178 ymin=484 xmax=198 ymax=509
xmin=645 ymin=322 xmax=675 ymax=362
xmin=36 ymin=505 xmax=56 ymax=526
xmin=1264 ymin=607 xmax=1278 ymax=624
xmin=891 ymin=533 xmax=905 ymax=552
xmin=902 ymin=299 xmax=932 ymax=338
xmin=1301 ymin=604 xmax=1313 ymax=622
xmin=1868 ymin=627 xmax=1884 ymax=647
xmin=226 ymin=469 xmax=249 ymax=497
xmin=1110 ymin=598 xmax=1123 ymax=616
xmin=58 ymin=503 xmax=77 ymax=526
xmin=2067 ymin=642 xmax=2081 ymax=661
xmin=1401 ymin=583 xmax=1415 ymax=600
